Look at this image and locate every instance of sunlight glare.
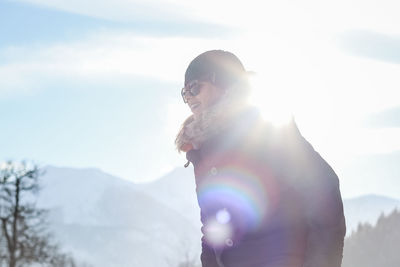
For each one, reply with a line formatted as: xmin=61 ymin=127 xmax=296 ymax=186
xmin=248 ymin=73 xmax=293 ymax=127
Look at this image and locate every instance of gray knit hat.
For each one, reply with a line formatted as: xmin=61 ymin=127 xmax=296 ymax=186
xmin=184 ymin=50 xmax=249 ymax=90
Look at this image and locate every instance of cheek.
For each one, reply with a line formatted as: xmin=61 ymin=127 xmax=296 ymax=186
xmin=196 ymin=88 xmax=211 ymax=105
xmin=207 ymin=89 xmax=223 ymax=106
xmin=196 ymin=85 xmax=222 ymax=108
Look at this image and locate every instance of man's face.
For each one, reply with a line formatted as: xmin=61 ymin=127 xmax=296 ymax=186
xmin=184 ymin=81 xmax=225 ymax=117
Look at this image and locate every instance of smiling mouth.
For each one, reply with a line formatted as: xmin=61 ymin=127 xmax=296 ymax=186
xmin=189 ymin=103 xmax=200 ymax=110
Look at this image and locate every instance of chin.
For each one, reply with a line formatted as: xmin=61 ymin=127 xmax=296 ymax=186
xmin=191 ymin=107 xmax=202 ymax=115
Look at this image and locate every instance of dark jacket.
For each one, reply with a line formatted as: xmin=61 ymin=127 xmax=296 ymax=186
xmin=186 ymin=108 xmax=346 ymax=267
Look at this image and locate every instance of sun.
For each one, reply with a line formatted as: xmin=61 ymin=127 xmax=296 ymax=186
xmin=247 ymin=73 xmax=294 ymax=127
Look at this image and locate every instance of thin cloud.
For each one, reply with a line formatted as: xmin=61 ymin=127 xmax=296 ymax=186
xmin=0 ymin=32 xmax=231 ymax=96
xmin=14 ymin=0 xmax=192 ymax=23
xmin=337 ymin=30 xmax=400 ymax=64
xmin=13 ymin=0 xmax=313 ymax=31
xmin=363 ymin=106 xmax=400 ymax=128
xmin=12 ymin=0 xmax=400 ymax=37
xmin=0 ymin=0 xmax=237 ymax=47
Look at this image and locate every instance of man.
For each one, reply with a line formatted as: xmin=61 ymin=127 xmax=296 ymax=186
xmin=176 ymin=50 xmax=346 ymax=267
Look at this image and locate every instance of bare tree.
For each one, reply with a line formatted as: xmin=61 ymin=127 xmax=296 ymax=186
xmin=0 ymin=161 xmax=76 ymax=267
xmin=164 ymin=236 xmax=200 ymax=267
xmin=176 ymin=249 xmax=200 ymax=267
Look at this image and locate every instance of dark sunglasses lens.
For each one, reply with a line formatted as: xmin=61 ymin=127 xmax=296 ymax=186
xmin=188 ymin=81 xmax=201 ymax=96
xmin=181 ymin=80 xmax=202 ymax=103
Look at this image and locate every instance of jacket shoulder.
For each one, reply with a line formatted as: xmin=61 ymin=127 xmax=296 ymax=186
xmin=243 ymin=116 xmax=303 ymax=154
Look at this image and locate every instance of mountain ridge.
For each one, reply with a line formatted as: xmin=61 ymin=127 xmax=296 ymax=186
xmin=35 ymin=165 xmax=400 ymax=266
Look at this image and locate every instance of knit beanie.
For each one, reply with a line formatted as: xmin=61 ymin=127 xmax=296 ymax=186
xmin=184 ymin=50 xmax=249 ymax=91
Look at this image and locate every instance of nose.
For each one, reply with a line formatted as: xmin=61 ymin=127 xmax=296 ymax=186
xmin=185 ymin=92 xmax=194 ymax=102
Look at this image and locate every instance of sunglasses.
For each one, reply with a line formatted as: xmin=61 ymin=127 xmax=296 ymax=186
xmin=181 ymin=73 xmax=216 ymax=103
xmin=181 ymin=80 xmax=205 ymax=103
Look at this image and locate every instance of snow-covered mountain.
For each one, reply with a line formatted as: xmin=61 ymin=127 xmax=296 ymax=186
xmin=135 ymin=166 xmax=201 ymax=228
xmin=36 ymin=165 xmax=400 ymax=266
xmin=38 ymin=166 xmax=201 ymax=267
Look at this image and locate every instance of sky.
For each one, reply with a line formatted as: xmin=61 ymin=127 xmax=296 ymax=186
xmin=1 ymin=0 xmax=400 ymax=199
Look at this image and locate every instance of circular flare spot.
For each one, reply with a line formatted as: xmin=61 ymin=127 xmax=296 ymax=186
xmin=216 ymin=209 xmax=231 ymax=224
xmin=203 ymin=218 xmax=233 ymax=247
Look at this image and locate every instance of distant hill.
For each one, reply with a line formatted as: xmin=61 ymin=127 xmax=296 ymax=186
xmin=343 ymin=209 xmax=400 ymax=267
xmin=343 ymin=194 xmax=400 ymax=234
xmin=36 ymin=165 xmax=400 ymax=266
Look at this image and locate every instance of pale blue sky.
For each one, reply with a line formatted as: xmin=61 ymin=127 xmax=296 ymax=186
xmin=1 ymin=0 xmax=400 ymax=198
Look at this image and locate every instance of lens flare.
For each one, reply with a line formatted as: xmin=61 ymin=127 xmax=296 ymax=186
xmin=216 ymin=209 xmax=231 ymax=224
xmin=203 ymin=218 xmax=233 ymax=247
xmin=197 ymin=160 xmax=279 ymax=246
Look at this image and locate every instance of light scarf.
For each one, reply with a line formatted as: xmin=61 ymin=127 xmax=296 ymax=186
xmin=175 ymin=90 xmax=248 ymax=152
